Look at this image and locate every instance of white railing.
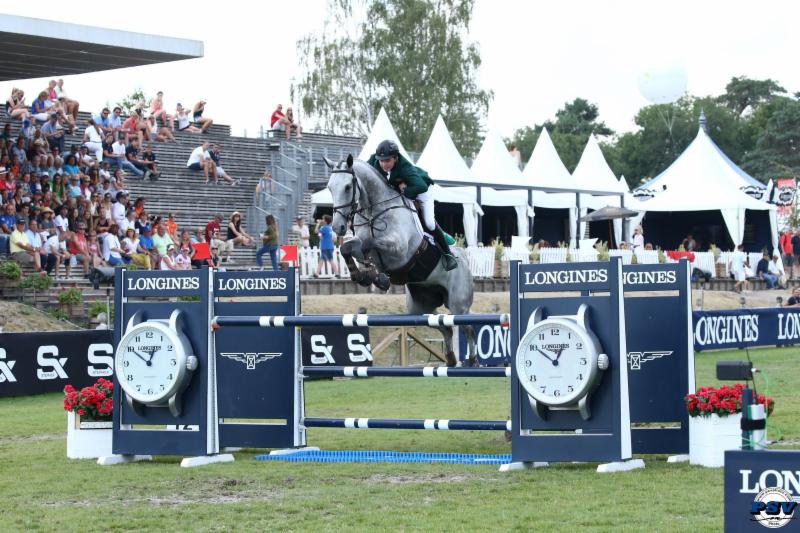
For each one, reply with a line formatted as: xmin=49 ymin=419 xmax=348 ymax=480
xmin=635 ymin=250 xmax=660 ymax=264
xmin=609 ymin=249 xmax=634 ymax=265
xmin=464 ymin=247 xmax=495 ymax=278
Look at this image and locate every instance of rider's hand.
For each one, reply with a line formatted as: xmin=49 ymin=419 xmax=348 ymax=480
xmin=398 ymin=183 xmax=407 ymax=192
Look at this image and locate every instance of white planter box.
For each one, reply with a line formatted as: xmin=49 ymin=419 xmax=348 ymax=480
xmin=66 ymin=411 xmax=113 ymax=459
xmin=689 ymin=413 xmax=742 ymax=467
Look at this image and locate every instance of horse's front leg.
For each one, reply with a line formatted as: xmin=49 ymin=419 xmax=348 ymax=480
xmin=437 ymin=325 xmax=458 ymax=367
xmin=340 ymin=238 xmax=374 ymax=287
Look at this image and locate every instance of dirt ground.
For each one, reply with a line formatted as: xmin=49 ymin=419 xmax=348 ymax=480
xmin=0 ymin=301 xmax=79 ymax=333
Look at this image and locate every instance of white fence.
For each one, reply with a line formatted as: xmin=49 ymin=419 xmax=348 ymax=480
xmin=293 ymin=246 xmax=775 ymax=280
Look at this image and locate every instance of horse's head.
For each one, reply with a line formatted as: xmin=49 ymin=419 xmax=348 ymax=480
xmin=325 ymin=154 xmax=357 ymax=236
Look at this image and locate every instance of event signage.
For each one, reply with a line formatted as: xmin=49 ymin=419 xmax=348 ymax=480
xmin=123 ymin=270 xmax=203 ymax=297
xmin=724 ymin=450 xmax=800 ymax=531
xmin=301 ymin=326 xmax=373 ymax=367
xmin=693 ymin=308 xmax=800 ymax=351
xmin=0 ymin=330 xmax=113 ymax=397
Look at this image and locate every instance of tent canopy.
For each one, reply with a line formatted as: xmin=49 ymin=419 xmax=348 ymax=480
xmin=357 ymin=107 xmax=412 ymax=162
xmin=572 ymin=134 xmax=625 ymax=193
xmin=468 ymin=130 xmax=527 ymax=187
xmin=416 ymin=115 xmax=475 ymax=183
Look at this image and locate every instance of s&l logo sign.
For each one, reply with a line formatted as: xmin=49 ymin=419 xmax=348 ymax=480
xmin=0 ymin=348 xmax=17 ymax=383
xmin=36 ymin=345 xmax=68 ymax=380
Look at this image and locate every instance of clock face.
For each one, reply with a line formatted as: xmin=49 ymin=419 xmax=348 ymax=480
xmin=516 ymin=319 xmax=597 ymax=406
xmin=116 ymin=323 xmax=185 ymax=404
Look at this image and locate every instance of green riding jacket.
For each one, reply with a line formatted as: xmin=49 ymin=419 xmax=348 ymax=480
xmin=367 ymin=153 xmax=433 ymax=199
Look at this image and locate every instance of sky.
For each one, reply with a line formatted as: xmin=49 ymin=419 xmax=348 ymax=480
xmin=2 ymin=0 xmax=800 ymax=142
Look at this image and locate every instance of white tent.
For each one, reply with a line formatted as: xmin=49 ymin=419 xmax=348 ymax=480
xmin=635 ymin=127 xmax=777 ymax=247
xmin=357 ymin=107 xmax=412 ymax=162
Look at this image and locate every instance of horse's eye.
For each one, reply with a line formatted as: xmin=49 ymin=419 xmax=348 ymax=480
xmin=344 ymin=184 xmax=351 ymax=192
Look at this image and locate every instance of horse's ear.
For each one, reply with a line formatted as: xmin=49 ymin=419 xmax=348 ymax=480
xmin=346 ymin=154 xmax=354 ymax=169
xmin=322 ymin=156 xmax=335 ymax=169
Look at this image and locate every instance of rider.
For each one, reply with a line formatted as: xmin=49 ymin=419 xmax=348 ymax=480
xmin=367 ymin=139 xmax=457 ymax=271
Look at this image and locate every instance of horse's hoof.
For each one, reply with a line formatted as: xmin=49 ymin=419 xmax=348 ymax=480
xmin=445 ymin=352 xmax=457 ymax=367
xmin=374 ymin=273 xmax=391 ymax=291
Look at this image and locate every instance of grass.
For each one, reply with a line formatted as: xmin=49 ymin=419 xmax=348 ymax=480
xmin=0 ymin=345 xmax=797 ymax=532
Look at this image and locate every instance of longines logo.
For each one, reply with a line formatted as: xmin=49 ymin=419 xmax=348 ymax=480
xmin=623 ymin=271 xmax=677 ymax=285
xmin=523 ymin=269 xmax=607 ymax=286
xmin=220 ymin=352 xmax=282 ymax=370
xmin=126 ymin=276 xmax=200 ymax=291
xmin=627 ymin=351 xmax=673 ymax=370
xmin=216 ymin=277 xmax=287 ymax=292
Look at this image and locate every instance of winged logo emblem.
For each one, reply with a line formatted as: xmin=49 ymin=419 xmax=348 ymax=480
xmin=220 ymin=352 xmax=281 ymax=370
xmin=627 ymin=351 xmax=673 ymax=370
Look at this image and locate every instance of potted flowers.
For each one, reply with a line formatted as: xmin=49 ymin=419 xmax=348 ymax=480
xmin=686 ymin=384 xmax=774 ymax=467
xmin=63 ymin=378 xmax=114 ymax=459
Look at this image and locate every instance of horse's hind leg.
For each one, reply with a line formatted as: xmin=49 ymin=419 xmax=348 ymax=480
xmin=405 ymin=285 xmax=456 ymax=366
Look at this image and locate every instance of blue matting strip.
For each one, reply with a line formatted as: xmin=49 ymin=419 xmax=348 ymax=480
xmin=256 ymin=449 xmax=512 ymax=464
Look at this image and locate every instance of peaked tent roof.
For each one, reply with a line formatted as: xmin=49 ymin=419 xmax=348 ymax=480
xmin=357 ymin=107 xmax=412 ymax=162
xmin=638 ymin=127 xmax=764 ymax=192
xmin=572 ymin=134 xmax=623 ymax=193
xmin=469 ymin=130 xmax=526 ymax=187
xmin=522 ymin=128 xmax=578 ymax=189
xmin=416 ymin=115 xmax=475 ymax=183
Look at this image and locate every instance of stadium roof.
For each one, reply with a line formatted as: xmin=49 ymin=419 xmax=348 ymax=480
xmin=0 ymin=14 xmax=203 ymax=81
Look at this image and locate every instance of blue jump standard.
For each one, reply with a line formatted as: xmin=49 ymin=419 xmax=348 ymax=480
xmin=302 ymin=366 xmax=511 ymax=378
xmin=257 ymin=449 xmax=513 ymax=465
xmin=211 ymin=313 xmax=509 ymax=329
xmin=303 ymin=418 xmax=511 ymax=431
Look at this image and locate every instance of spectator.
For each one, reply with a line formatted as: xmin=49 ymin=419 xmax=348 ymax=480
xmin=152 ymin=222 xmax=175 ymax=262
xmin=165 ymin=213 xmax=179 ymax=241
xmin=109 ymin=107 xmax=123 ymax=137
xmin=270 ymin=104 xmax=292 ymax=138
xmin=41 ymin=114 xmax=65 ymax=154
xmin=192 ymin=100 xmax=214 ymax=133
xmin=175 ymin=245 xmax=192 ymax=270
xmin=145 ymin=116 xmax=177 ymax=143
xmin=256 ymin=214 xmax=279 ymax=270
xmin=54 ymin=205 xmax=70 ymax=233
xmin=792 ymin=228 xmax=800 ymax=280
xmin=780 ymin=228 xmax=794 ymax=279
xmin=82 ymin=119 xmax=104 ymax=162
xmin=149 ymin=91 xmax=174 ymax=131
xmin=315 ymin=215 xmax=339 ymax=278
xmin=45 ymin=229 xmax=72 ymax=278
xmin=508 ymin=143 xmax=522 ymax=169
xmin=54 ymin=79 xmax=79 ymax=121
xmin=205 ymin=213 xmax=223 ymax=242
xmin=227 ymin=211 xmax=254 ymax=247
xmin=784 ymin=286 xmax=800 ymax=307
xmin=769 ymin=251 xmax=788 ymax=290
xmin=121 ymin=109 xmax=147 ymax=145
xmin=94 ymin=108 xmax=114 ymax=136
xmin=729 ymin=244 xmax=749 ymax=293
xmin=186 ymin=141 xmax=216 ymax=184
xmin=283 ymin=107 xmax=302 ymax=139
xmin=6 ymin=88 xmax=30 ymax=122
xmin=160 ymin=244 xmax=178 ymax=270
xmin=685 ymin=234 xmax=697 ymax=252
xmin=126 ymin=137 xmax=156 ymax=180
xmin=31 ymin=91 xmax=52 ymax=123
xmin=255 ymin=170 xmax=276 ymax=197
xmin=103 ymin=223 xmax=130 ymax=266
xmin=121 ymin=227 xmax=151 ymax=269
xmin=208 ymin=221 xmax=234 ymax=264
xmin=138 ymin=225 xmax=156 ymax=267
xmin=208 ymin=243 xmax=222 ymax=268
xmin=756 ymin=251 xmax=777 ymax=289
xmin=132 ymin=197 xmax=146 ymax=217
xmin=632 ymin=225 xmax=644 ymax=253
xmin=11 ymin=217 xmax=42 ymax=271
xmin=31 ymin=128 xmax=49 ymax=157
xmin=290 ymin=216 xmax=310 ymax=248
xmin=175 ymin=103 xmax=202 ymax=133
xmin=86 ymin=231 xmax=103 ymax=267
xmin=190 ymin=228 xmax=211 ymax=268
xmin=140 ymin=144 xmax=161 ymax=179
xmin=109 ymin=133 xmax=143 ymax=178
xmin=67 ymin=222 xmax=91 ymax=277
xmin=208 ymin=144 xmax=240 ymax=185
xmin=25 ymin=220 xmax=48 ymax=270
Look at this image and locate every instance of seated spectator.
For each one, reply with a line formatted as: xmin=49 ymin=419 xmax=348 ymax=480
xmin=186 ymin=141 xmax=216 ymax=184
xmin=160 ymin=244 xmax=178 ymax=270
xmin=31 ymin=91 xmax=52 ymax=123
xmin=165 ymin=213 xmax=179 ymax=241
xmin=86 ymin=231 xmax=103 ymax=267
xmin=120 ymin=109 xmax=147 ymax=145
xmin=121 ymin=227 xmax=151 ymax=269
xmin=94 ymin=108 xmax=114 ymax=136
xmin=175 ymin=245 xmax=192 ymax=270
xmin=24 ymin=220 xmax=46 ymax=268
xmin=769 ymin=252 xmax=788 ymax=289
xmin=192 ymin=100 xmax=213 ymax=133
xmin=140 ymin=144 xmax=161 ymax=179
xmin=109 ymin=107 xmax=123 ymax=136
xmin=126 ymin=137 xmax=156 ymax=180
xmin=138 ymin=225 xmax=156 ymax=267
xmin=208 ymin=144 xmax=240 ymax=185
xmin=785 ymin=287 xmax=800 ymax=307
xmin=756 ymin=251 xmax=777 ymax=289
xmin=227 ymin=211 xmax=254 ymax=247
xmin=31 ymin=128 xmax=49 ymax=157
xmin=67 ymin=222 xmax=91 ymax=277
xmin=149 ymin=91 xmax=174 ymax=131
xmin=255 ymin=170 xmax=276 ymax=197
xmin=208 ymin=243 xmax=222 ymax=268
xmin=284 ymin=107 xmax=302 ymax=139
xmin=54 ymin=205 xmax=70 ymax=233
xmin=11 ymin=217 xmax=42 ymax=271
xmin=270 ymin=104 xmax=288 ymax=132
xmin=191 ymin=229 xmax=211 ymax=268
xmin=54 ymin=79 xmax=80 ymax=122
xmin=152 ymin=222 xmax=175 ymax=263
xmin=62 ymin=154 xmax=80 ymax=176
xmin=102 ymin=223 xmax=129 ymax=266
xmin=45 ymin=229 xmax=73 ymax=278
xmin=145 ymin=116 xmax=176 ymax=143
xmin=6 ymin=88 xmax=30 ymax=122
xmin=109 ymin=133 xmax=143 ymax=178
xmin=175 ymin=103 xmax=202 ymax=133
xmin=82 ymin=119 xmax=104 ymax=161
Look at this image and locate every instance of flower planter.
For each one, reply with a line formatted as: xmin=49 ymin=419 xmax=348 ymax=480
xmin=67 ymin=411 xmax=112 ymax=459
xmin=689 ymin=413 xmax=742 ymax=467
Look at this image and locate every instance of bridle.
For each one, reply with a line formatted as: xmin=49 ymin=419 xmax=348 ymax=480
xmin=329 ymin=164 xmax=414 ymax=235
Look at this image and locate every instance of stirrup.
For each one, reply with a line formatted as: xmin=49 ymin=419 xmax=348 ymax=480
xmin=443 ymin=253 xmax=458 ymax=271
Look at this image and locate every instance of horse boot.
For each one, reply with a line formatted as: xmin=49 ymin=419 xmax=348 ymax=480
xmin=433 ymin=226 xmax=458 ymax=271
xmin=373 ymin=272 xmax=391 ymax=292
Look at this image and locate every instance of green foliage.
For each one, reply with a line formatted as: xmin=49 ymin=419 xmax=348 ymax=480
xmin=709 ymin=244 xmax=721 ymax=260
xmin=529 ymin=243 xmax=540 ymax=263
xmin=115 ymin=88 xmax=150 ymax=116
xmin=508 ymin=98 xmax=614 ymax=171
xmin=741 ymin=97 xmax=800 ymax=180
xmin=453 ymin=233 xmax=465 ymax=248
xmin=489 ymin=238 xmax=504 ymax=261
xmin=87 ymin=301 xmax=112 ymax=320
xmin=594 ymin=240 xmax=609 ymax=261
xmin=48 ymin=308 xmax=69 ymax=321
xmin=18 ymin=272 xmax=52 ymax=291
xmin=657 ymin=248 xmax=667 ymax=263
xmin=718 ymin=76 xmax=786 ymax=116
xmin=177 ymin=295 xmax=201 ymax=302
xmin=294 ymin=0 xmax=490 ymax=155
xmin=57 ymin=288 xmax=82 ymax=306
xmin=0 ymin=261 xmax=21 ymax=280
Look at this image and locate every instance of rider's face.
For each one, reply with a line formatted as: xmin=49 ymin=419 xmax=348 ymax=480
xmin=379 ymin=156 xmax=397 ymax=173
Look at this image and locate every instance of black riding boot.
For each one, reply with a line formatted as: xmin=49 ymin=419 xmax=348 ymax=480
xmin=433 ymin=226 xmax=458 ymax=271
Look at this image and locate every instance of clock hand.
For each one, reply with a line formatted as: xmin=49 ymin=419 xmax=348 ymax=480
xmin=535 ymin=347 xmax=555 ymax=362
xmin=554 ymin=347 xmax=565 ymax=361
xmin=146 ymin=348 xmax=159 ymax=362
xmin=131 ymin=350 xmax=149 ymax=364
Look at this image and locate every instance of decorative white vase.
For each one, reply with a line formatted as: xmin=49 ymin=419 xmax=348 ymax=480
xmin=689 ymin=413 xmax=742 ymax=468
xmin=66 ymin=411 xmax=113 ymax=459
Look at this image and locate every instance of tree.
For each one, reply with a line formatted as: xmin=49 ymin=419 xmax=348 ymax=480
xmin=115 ymin=89 xmax=150 ymax=115
xmin=718 ymin=76 xmax=786 ymax=116
xmin=507 ymin=98 xmax=614 ymax=171
xmin=742 ymin=97 xmax=800 ymax=180
xmin=293 ymin=0 xmax=490 ymax=155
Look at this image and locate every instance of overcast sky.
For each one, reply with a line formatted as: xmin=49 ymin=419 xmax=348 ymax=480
xmin=3 ymin=0 xmax=800 ymax=142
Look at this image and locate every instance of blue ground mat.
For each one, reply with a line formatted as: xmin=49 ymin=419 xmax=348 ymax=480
xmin=256 ymin=449 xmax=512 ymax=465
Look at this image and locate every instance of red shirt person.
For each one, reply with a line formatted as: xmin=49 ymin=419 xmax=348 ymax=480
xmin=270 ymin=104 xmax=285 ymax=128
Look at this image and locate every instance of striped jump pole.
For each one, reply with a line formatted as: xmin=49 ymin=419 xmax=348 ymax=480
xmin=303 ymin=417 xmax=511 ymax=431
xmin=303 ymin=366 xmax=510 ymax=378
xmin=211 ymin=313 xmax=509 ymax=329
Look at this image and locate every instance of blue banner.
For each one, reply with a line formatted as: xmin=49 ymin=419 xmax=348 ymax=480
xmin=693 ymin=308 xmax=800 ymax=352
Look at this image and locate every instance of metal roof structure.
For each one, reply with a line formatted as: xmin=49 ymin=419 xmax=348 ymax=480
xmin=0 ymin=14 xmax=203 ymax=81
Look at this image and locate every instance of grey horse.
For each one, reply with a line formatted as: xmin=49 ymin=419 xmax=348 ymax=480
xmin=324 ymin=155 xmax=477 ymax=367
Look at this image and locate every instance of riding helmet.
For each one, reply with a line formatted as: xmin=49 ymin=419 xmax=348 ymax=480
xmin=375 ymin=140 xmax=400 ymax=161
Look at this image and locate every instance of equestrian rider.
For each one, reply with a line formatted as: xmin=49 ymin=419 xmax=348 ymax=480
xmin=367 ymin=140 xmax=458 ymax=271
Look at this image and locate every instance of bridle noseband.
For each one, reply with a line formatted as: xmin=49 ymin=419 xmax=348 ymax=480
xmin=329 ymin=164 xmax=412 ymax=235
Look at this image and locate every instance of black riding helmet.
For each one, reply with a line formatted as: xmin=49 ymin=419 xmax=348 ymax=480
xmin=375 ymin=140 xmax=400 ymax=161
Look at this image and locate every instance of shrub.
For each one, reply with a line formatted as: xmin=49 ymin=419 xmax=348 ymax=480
xmin=58 ymin=288 xmax=82 ymax=305
xmin=490 ymin=238 xmax=504 ymax=261
xmin=18 ymin=271 xmax=52 ymax=291
xmin=49 ymin=309 xmax=70 ymax=321
xmin=594 ymin=240 xmax=610 ymax=261
xmin=0 ymin=261 xmax=21 ymax=280
xmin=88 ymin=301 xmax=112 ymax=320
xmin=529 ymin=243 xmax=540 ymax=263
xmin=63 ymin=378 xmax=113 ymax=421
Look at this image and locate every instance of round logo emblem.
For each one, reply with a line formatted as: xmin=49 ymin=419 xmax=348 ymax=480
xmin=752 ymin=487 xmax=796 ymax=529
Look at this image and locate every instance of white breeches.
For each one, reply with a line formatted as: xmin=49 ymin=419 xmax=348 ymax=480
xmin=416 ymin=191 xmax=436 ymax=232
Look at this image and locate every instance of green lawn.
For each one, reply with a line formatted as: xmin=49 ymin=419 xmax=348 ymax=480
xmin=0 ymin=346 xmax=796 ymax=532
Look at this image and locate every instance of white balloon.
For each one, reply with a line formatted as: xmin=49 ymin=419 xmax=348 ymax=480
xmin=638 ymin=63 xmax=688 ymax=104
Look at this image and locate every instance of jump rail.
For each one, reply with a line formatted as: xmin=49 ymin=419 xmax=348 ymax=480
xmin=212 ymin=313 xmax=510 ymax=329
xmin=303 ymin=417 xmax=511 ymax=431
xmin=302 ymin=366 xmax=510 ymax=378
